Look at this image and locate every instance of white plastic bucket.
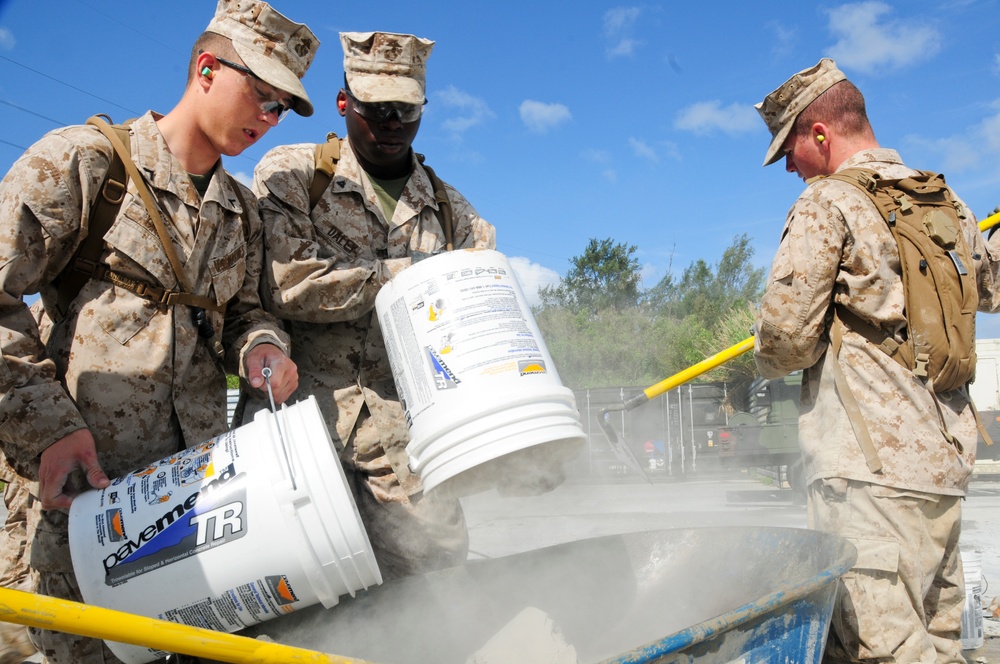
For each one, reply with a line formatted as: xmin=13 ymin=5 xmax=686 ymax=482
xmin=68 ymin=396 xmax=381 ymax=663
xmin=961 ymin=549 xmax=984 ymax=650
xmin=375 ymin=249 xmax=586 ymax=496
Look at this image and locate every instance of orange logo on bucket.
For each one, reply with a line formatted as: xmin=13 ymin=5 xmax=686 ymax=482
xmin=266 ymin=575 xmax=299 ymax=606
xmin=106 ymin=509 xmax=125 ymax=542
xmin=518 ymin=360 xmax=547 ymax=376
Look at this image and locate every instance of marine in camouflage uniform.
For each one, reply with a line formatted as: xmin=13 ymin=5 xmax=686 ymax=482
xmin=754 ymin=59 xmax=1000 ymax=663
xmin=0 ymin=2 xmax=317 ymax=661
xmin=252 ymin=31 xmax=495 ymax=581
xmin=0 ymin=466 xmax=37 ymax=664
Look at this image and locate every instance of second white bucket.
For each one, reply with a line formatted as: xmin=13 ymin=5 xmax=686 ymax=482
xmin=961 ymin=549 xmax=984 ymax=650
xmin=375 ymin=249 xmax=586 ymax=496
xmin=68 ymin=396 xmax=381 ymax=664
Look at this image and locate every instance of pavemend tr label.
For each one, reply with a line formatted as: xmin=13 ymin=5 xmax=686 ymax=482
xmin=91 ymin=437 xmax=250 ymax=587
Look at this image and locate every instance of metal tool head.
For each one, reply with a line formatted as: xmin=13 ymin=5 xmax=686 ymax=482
xmin=598 ymin=404 xmax=651 ymax=482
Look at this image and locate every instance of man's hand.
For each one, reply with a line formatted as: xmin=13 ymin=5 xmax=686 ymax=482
xmin=38 ymin=428 xmax=110 ymax=511
xmin=245 ymin=343 xmax=299 ymax=404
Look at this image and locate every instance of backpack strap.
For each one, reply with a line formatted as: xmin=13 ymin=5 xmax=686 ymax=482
xmin=70 ymin=115 xmax=223 ymax=313
xmin=309 ymin=132 xmax=342 ymax=210
xmin=55 ymin=115 xmax=131 ymax=319
xmin=416 ymin=156 xmax=454 ymax=252
xmin=309 ymin=133 xmax=454 ymax=250
xmin=830 ymin=313 xmax=884 ymax=473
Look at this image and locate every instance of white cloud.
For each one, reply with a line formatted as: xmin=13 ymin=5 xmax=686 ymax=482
xmin=602 ymin=169 xmax=619 ymax=183
xmin=908 ymin=135 xmax=981 ymax=173
xmin=628 ymin=137 xmax=659 ymax=163
xmin=661 ymin=140 xmax=682 ymax=161
xmin=995 ymin=53 xmax=1000 ymax=76
xmin=825 ymin=1 xmax=940 ymax=74
xmin=519 ymin=100 xmax=572 ymax=134
xmin=766 ymin=22 xmax=797 ymax=58
xmin=604 ymin=6 xmax=641 ymax=35
xmin=231 ymin=170 xmax=252 ymax=187
xmin=674 ymin=101 xmax=759 ymax=136
xmin=507 ymin=256 xmax=562 ymax=308
xmin=607 ymin=38 xmax=641 ymax=58
xmin=603 ymin=6 xmax=642 ymax=58
xmin=435 ymin=85 xmax=495 ymax=135
xmin=582 ymin=148 xmax=612 ymax=163
xmin=639 ymin=262 xmax=671 ymax=290
xmin=903 ymin=103 xmax=1000 ymax=176
xmin=982 ymin=107 xmax=1000 ymax=154
xmin=0 ymin=28 xmax=13 ymax=50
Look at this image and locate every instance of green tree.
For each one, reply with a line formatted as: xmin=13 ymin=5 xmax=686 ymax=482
xmin=646 ymin=234 xmax=765 ymax=328
xmin=535 ymin=234 xmax=766 ymax=390
xmin=538 ymin=238 xmax=641 ymax=313
xmin=536 ymin=306 xmax=662 ymax=388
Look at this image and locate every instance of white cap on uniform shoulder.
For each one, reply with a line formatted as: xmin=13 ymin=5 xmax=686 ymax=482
xmin=341 ymin=31 xmax=434 ymax=104
xmin=206 ymin=0 xmax=320 ymax=117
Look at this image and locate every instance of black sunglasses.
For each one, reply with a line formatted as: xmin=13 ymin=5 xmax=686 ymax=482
xmin=216 ymin=57 xmax=293 ymax=122
xmin=344 ymin=88 xmax=425 ymax=124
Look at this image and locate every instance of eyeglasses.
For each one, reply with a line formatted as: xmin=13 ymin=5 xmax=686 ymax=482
xmin=216 ymin=57 xmax=293 ymax=122
xmin=344 ymin=89 xmax=424 ymax=124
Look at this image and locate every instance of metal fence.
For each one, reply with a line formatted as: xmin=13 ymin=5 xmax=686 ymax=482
xmin=568 ymin=383 xmax=731 ymax=479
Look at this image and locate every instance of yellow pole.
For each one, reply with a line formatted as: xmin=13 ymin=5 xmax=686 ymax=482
xmin=641 ymin=335 xmax=756 ymax=401
xmin=0 ymin=587 xmax=372 ymax=664
xmin=980 ymin=209 xmax=1000 ymax=233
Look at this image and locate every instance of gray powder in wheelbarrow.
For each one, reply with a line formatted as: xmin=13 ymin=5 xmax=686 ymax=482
xmin=465 ymin=606 xmax=578 ymax=664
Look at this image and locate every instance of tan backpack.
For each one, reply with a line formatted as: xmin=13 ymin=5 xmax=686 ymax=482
xmin=821 ymin=168 xmax=985 ymax=472
xmin=825 ymin=168 xmax=978 ymax=393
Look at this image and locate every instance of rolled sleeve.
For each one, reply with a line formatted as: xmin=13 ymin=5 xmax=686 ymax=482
xmin=755 ymin=196 xmax=845 ymax=376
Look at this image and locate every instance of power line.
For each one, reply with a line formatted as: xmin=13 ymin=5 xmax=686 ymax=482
xmin=0 ymin=55 xmax=139 ymax=115
xmin=0 ymin=98 xmax=65 ymax=128
xmin=74 ymin=0 xmax=184 ymax=58
xmin=0 ymin=138 xmax=28 ymax=152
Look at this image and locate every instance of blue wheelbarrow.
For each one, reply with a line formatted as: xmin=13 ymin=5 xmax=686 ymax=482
xmin=245 ymin=526 xmax=856 ymax=663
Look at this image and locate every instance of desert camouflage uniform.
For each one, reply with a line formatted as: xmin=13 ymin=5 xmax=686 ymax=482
xmin=252 ymin=138 xmax=495 ymax=580
xmin=0 ymin=464 xmax=37 ymax=664
xmin=755 ymin=148 xmax=1000 ymax=663
xmin=0 ymin=112 xmax=288 ymax=663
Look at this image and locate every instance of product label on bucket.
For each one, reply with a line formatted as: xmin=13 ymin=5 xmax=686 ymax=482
xmin=382 ymin=260 xmax=549 ymax=421
xmin=86 ymin=432 xmax=250 ymax=586
xmin=159 ymin=574 xmax=299 ymax=631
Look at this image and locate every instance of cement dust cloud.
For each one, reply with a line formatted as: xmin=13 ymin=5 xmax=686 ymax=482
xmin=242 ymin=526 xmax=851 ymax=663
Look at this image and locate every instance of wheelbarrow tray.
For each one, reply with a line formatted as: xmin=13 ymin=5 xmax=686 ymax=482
xmin=245 ymin=526 xmax=856 ymax=664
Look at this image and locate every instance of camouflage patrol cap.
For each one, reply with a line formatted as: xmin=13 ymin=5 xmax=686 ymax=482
xmin=755 ymin=58 xmax=847 ymax=166
xmin=341 ymin=31 xmax=434 ymax=104
xmin=206 ymin=0 xmax=319 ymax=117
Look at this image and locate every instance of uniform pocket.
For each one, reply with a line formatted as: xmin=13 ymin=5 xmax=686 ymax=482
xmin=91 ymin=281 xmax=160 ymax=346
xmin=832 ymin=536 xmax=900 ymax=660
xmin=209 ymin=242 xmax=246 ymax=307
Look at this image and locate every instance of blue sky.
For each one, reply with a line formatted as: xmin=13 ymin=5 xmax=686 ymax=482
xmin=2 ymin=1 xmax=1000 ymax=337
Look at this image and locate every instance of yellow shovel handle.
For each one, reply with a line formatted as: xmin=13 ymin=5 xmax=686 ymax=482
xmin=0 ymin=587 xmax=370 ymax=664
xmin=642 ymin=336 xmax=756 ymax=401
xmin=981 ymin=209 xmax=1000 ymax=233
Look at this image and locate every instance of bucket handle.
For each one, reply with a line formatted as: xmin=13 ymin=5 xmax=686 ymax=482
xmin=262 ymin=367 xmax=298 ymax=491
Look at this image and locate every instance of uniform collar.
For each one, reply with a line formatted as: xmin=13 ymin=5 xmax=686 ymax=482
xmin=337 ymin=138 xmax=437 ymax=211
xmin=128 ymin=112 xmax=243 ymax=214
xmin=836 ymin=147 xmax=904 ymax=172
